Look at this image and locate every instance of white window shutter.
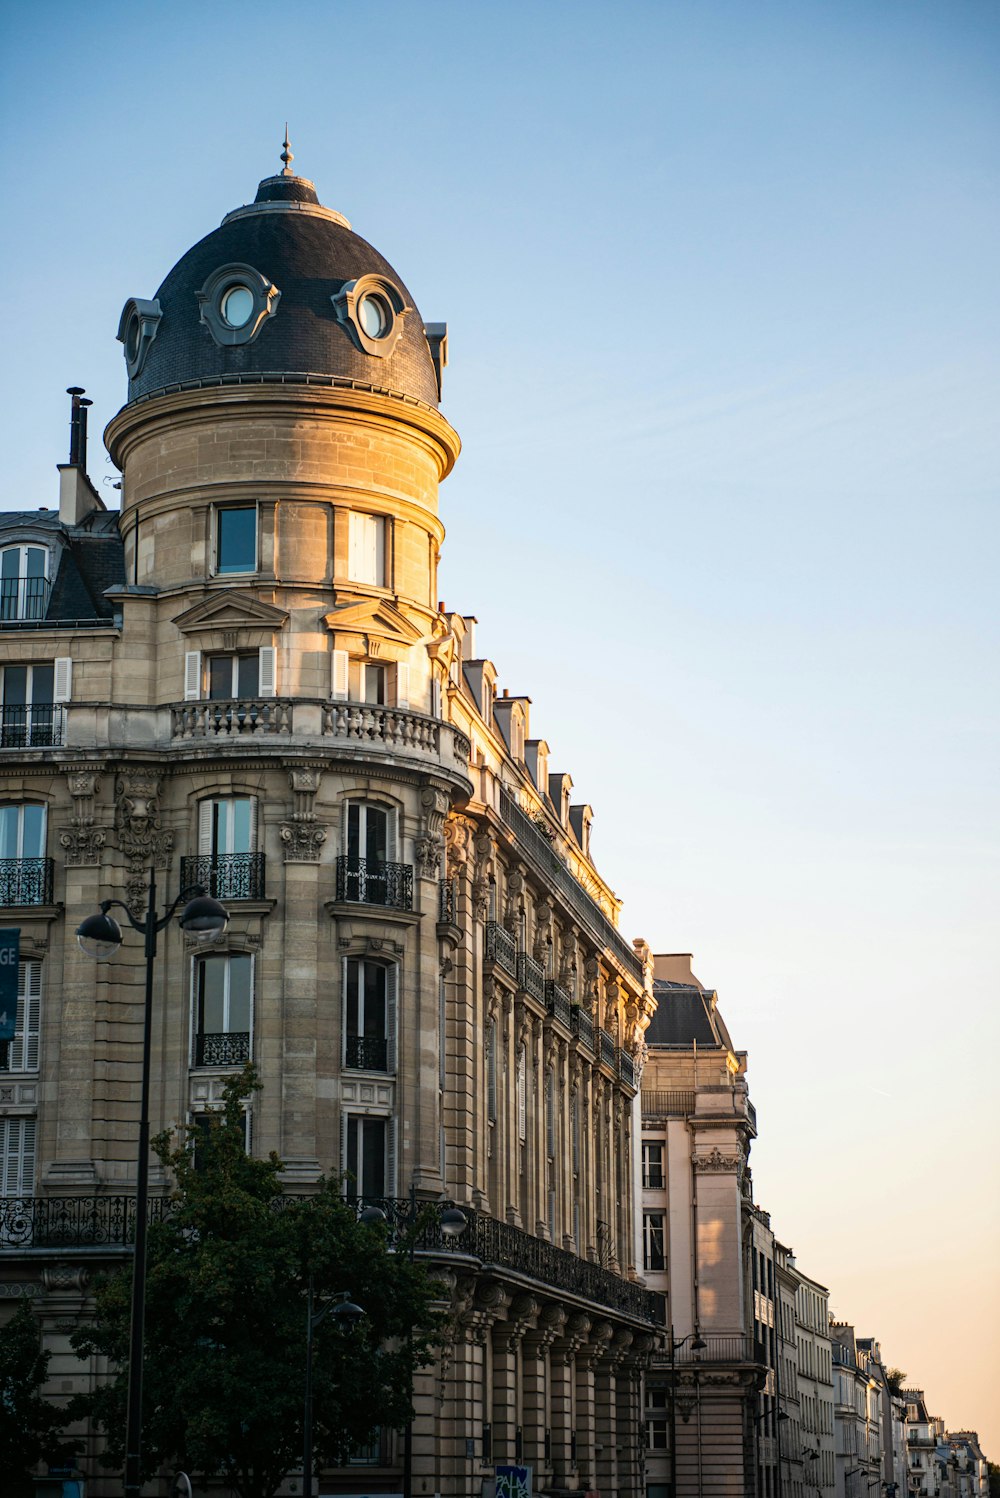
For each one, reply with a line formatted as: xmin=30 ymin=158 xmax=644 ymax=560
xmin=373 ymin=517 xmax=386 ymax=586
xmin=198 ymin=800 xmax=215 ymax=856
xmin=430 ymin=676 xmax=442 ymax=718
xmin=348 ymin=512 xmax=363 ymax=581
xmin=258 ymin=646 xmax=276 ymax=697
xmin=21 ymin=961 xmax=41 ymax=1073
xmin=386 ymin=966 xmax=397 ymax=1073
xmin=53 ymin=657 xmax=72 ymax=704
xmin=331 ymin=649 xmax=349 ymax=700
xmin=184 ymin=651 xmax=202 ymax=701
xmin=517 ymin=1047 xmax=527 ymax=1143
xmin=386 ymin=1116 xmax=397 ymax=1196
xmin=339 ymin=1113 xmax=348 ymax=1190
xmin=248 ymin=797 xmax=258 ymax=853
xmin=396 ymin=661 xmax=410 ymax=709
xmin=1 ymin=1117 xmax=36 ymax=1196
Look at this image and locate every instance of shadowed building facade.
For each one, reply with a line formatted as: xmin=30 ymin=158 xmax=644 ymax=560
xmin=0 ymin=150 xmax=662 ymax=1495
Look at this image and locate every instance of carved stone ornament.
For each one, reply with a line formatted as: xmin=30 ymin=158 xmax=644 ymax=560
xmin=280 ymin=822 xmax=327 ymax=863
xmin=415 ymin=834 xmax=444 ymax=881
xmin=288 ymin=764 xmax=322 ymax=820
xmin=443 ymin=815 xmax=472 ymax=875
xmin=60 ymin=768 xmax=106 ymax=866
xmin=694 ymin=1146 xmax=741 ymax=1173
xmin=42 ymin=1264 xmax=90 ymax=1293
xmin=115 ymin=770 xmax=173 ymax=913
xmin=504 ymin=868 xmax=524 ymax=934
xmin=471 ymin=830 xmax=494 ymax=918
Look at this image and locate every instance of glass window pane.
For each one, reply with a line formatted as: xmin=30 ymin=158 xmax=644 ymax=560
xmin=208 ymin=657 xmax=235 ymax=699
xmin=237 ymin=655 xmax=259 ymax=697
xmin=347 ymin=804 xmax=360 ymax=861
xmin=227 ymin=956 xmax=252 ymax=1031
xmin=217 ymin=508 xmax=256 ymax=574
xmin=365 ymin=807 xmax=388 ymax=864
xmin=21 ymin=805 xmax=45 ymax=858
xmin=0 ymin=807 xmax=17 ymax=859
xmin=346 ymin=961 xmax=360 ymax=1035
xmin=362 ymin=963 xmax=386 ymax=1038
xmin=360 ymin=1118 xmax=386 ymax=1197
xmin=31 ymin=665 xmax=54 ymax=703
xmin=199 ymin=959 xmax=226 ymax=1032
xmin=25 ymin=549 xmax=46 ymax=578
xmin=1 ymin=550 xmax=18 ymax=578
xmin=231 ymin=798 xmax=252 ymax=852
xmin=3 ymin=668 xmax=27 ymax=707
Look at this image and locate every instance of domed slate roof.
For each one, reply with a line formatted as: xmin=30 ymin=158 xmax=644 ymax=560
xmin=121 ymin=159 xmax=441 ymax=408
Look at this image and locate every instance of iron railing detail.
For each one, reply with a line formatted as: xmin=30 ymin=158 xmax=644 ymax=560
xmin=334 ymin=857 xmax=413 ymax=911
xmin=516 ymin=952 xmax=545 ymax=1002
xmin=0 ymin=704 xmax=64 ymax=750
xmin=640 ymin=1089 xmax=695 ymax=1117
xmin=438 ymin=877 xmax=458 ymax=925
xmin=618 ymin=1049 xmax=637 ymax=1089
xmin=599 ymin=1029 xmax=617 ymax=1069
xmin=344 ymin=1036 xmax=389 ymax=1072
xmin=0 ymin=1195 xmax=176 ymax=1250
xmin=353 ymin=1196 xmax=664 ymax=1325
xmin=0 ymin=857 xmax=53 ymax=906
xmin=484 ymin=921 xmax=517 ymax=977
xmin=171 ymin=699 xmax=293 ymax=739
xmin=673 ymin=1333 xmax=753 ymax=1363
xmin=498 ymin=786 xmax=642 ymax=981
xmin=194 ymin=1032 xmax=251 ymax=1067
xmin=0 ymin=576 xmax=50 ymax=622
xmin=545 ymin=981 xmax=572 ymax=1029
xmin=572 ymin=1007 xmax=595 ymax=1051
xmin=180 ymin=853 xmax=266 ymax=902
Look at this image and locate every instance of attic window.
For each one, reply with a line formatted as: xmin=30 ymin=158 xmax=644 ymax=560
xmin=332 ymin=274 xmax=409 ymax=358
xmin=197 ymin=264 xmax=281 ymax=347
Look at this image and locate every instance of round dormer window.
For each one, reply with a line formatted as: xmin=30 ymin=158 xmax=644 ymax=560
xmin=124 ymin=312 xmax=141 ymax=364
xmin=358 ymin=293 xmax=389 ymax=340
xmin=222 ymin=285 xmax=255 ymax=329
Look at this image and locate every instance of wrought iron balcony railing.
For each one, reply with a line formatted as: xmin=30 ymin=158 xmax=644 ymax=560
xmin=334 ymin=856 xmax=413 ymax=911
xmin=354 ymin=1195 xmax=664 ymax=1326
xmin=484 ymin=921 xmax=517 ymax=977
xmin=572 ymin=1006 xmax=595 ymax=1051
xmin=438 ymin=876 xmax=458 ymax=924
xmin=180 ymin=852 xmax=266 ymax=902
xmin=344 ymin=1035 xmax=389 ymax=1072
xmin=545 ymin=980 xmax=573 ymax=1028
xmin=672 ymin=1333 xmax=754 ymax=1363
xmin=194 ymin=1032 xmax=251 ymax=1067
xmin=0 ymin=704 xmax=64 ymax=749
xmin=516 ymin=951 xmax=546 ymax=1002
xmin=599 ymin=1028 xmax=617 ymax=1069
xmin=0 ymin=856 xmax=53 ymax=906
xmin=498 ymin=786 xmax=643 ymax=981
xmin=0 ymin=1195 xmax=176 ymax=1250
xmin=0 ymin=575 xmax=50 ymax=622
xmin=618 ymin=1048 xmax=637 ymax=1089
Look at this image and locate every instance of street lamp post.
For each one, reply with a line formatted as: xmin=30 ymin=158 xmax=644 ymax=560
xmin=302 ymin=1286 xmax=366 ymax=1498
xmin=667 ymin=1330 xmax=707 ymax=1498
xmin=359 ymin=1188 xmax=468 ymax=1498
xmin=77 ymin=869 xmax=229 ymax=1498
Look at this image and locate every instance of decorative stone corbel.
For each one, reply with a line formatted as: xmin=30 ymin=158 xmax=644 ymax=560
xmin=504 ymin=867 xmax=524 ymax=934
xmin=415 ymin=783 xmax=449 ymax=880
xmin=281 ymin=764 xmax=327 ymax=862
xmin=471 ymin=830 xmax=494 ymax=918
xmin=532 ymin=899 xmax=553 ymax=964
xmin=60 ymin=769 xmax=107 ymax=867
xmin=115 ymin=769 xmax=173 ymax=913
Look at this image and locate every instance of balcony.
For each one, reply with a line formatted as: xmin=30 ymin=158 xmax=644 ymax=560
xmin=545 ymin=980 xmax=572 ymax=1028
xmin=194 ymin=1032 xmax=251 ymax=1067
xmin=672 ymin=1333 xmax=753 ymax=1363
xmin=323 ymin=701 xmax=471 ymax=765
xmin=172 ymin=699 xmax=292 ymax=738
xmin=0 ymin=1195 xmax=176 ymax=1250
xmin=0 ymin=704 xmax=64 ymax=750
xmin=641 ymin=1089 xmax=696 ymax=1117
xmin=345 ymin=1036 xmax=389 ymax=1072
xmin=355 ymin=1195 xmax=665 ymax=1326
xmin=180 ymin=852 xmax=266 ymax=902
xmin=618 ymin=1048 xmax=636 ymax=1089
xmin=517 ymin=951 xmax=545 ymax=1002
xmin=0 ymin=856 xmax=53 ymax=906
xmin=335 ymin=857 xmax=413 ymax=911
xmin=438 ymin=877 xmax=458 ymax=925
xmin=0 ymin=575 xmax=50 ymax=623
xmin=572 ymin=1006 xmax=595 ymax=1051
xmin=498 ymin=786 xmax=643 ymax=981
xmin=599 ymin=1028 xmax=617 ymax=1069
xmin=485 ymin=921 xmax=517 ymax=978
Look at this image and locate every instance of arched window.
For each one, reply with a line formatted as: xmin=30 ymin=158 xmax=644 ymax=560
xmin=343 ymin=957 xmax=397 ymax=1073
xmin=192 ymin=952 xmax=252 ymax=1067
xmin=189 ymin=796 xmax=262 ymax=900
xmin=0 ymin=804 xmax=49 ymax=905
xmin=0 ymin=545 xmax=49 ymax=621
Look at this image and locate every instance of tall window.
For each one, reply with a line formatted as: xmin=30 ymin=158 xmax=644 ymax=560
xmin=646 ymin=1389 xmax=669 ymax=1450
xmin=184 ymin=648 xmax=276 ymax=703
xmin=642 ymin=1140 xmax=664 ymax=1189
xmin=194 ymin=797 xmax=261 ymax=900
xmin=343 ymin=1114 xmax=391 ymax=1200
xmin=643 ymin=1211 xmax=666 ymax=1272
xmin=216 ymin=506 xmax=257 ymax=575
xmin=344 ymin=958 xmax=396 ymax=1073
xmin=342 ymin=802 xmax=395 ymax=905
xmin=0 ymin=545 xmax=48 ymax=621
xmin=363 ymin=664 xmax=386 ymax=705
xmin=194 ymin=953 xmax=252 ymax=1067
xmin=0 ymin=960 xmax=40 ymax=1073
xmin=1 ymin=663 xmax=69 ymax=749
xmin=486 ymin=1020 xmax=497 ymax=1123
xmin=516 ymin=1046 xmax=527 ymax=1143
xmin=347 ymin=513 xmax=386 ymax=586
xmin=0 ymin=804 xmax=48 ymax=906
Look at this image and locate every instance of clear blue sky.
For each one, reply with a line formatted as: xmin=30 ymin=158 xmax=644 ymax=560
xmin=2 ymin=0 xmax=998 ymax=1449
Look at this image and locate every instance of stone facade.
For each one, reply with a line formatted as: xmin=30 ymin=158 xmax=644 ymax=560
xmin=0 ymin=159 xmax=662 ymax=1496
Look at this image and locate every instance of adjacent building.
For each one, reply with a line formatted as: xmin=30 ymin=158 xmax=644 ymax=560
xmin=0 ymin=149 xmax=664 ymax=1496
xmin=794 ymin=1268 xmax=835 ymax=1498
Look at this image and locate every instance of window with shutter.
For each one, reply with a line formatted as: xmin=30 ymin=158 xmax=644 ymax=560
xmin=53 ymin=657 xmax=72 ymax=703
xmin=347 ymin=513 xmax=386 ymax=586
xmin=258 ymin=646 xmax=276 ymax=697
xmin=486 ymin=1021 xmax=497 ymax=1124
xmin=395 ymin=661 xmax=410 ymax=709
xmin=516 ymin=1046 xmax=526 ymax=1143
xmin=331 ymin=649 xmax=349 ymax=700
xmin=184 ymin=650 xmax=202 ymax=701
xmin=0 ymin=960 xmax=41 ymax=1073
xmin=0 ymin=1117 xmax=36 ymax=1197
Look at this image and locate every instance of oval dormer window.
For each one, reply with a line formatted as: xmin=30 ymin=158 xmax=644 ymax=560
xmin=196 ymin=264 xmax=281 ymax=348
xmin=358 ymin=293 xmax=389 ymax=340
xmin=222 ymin=285 xmax=255 ymax=329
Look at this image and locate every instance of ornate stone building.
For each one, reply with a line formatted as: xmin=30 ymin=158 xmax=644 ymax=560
xmin=0 ymin=148 xmax=661 ymax=1494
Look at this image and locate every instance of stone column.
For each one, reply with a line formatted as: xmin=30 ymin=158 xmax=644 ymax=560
xmin=521 ymin=1330 xmax=550 ymax=1479
xmin=551 ymin=1311 xmax=589 ymax=1487
xmin=410 ymin=1360 xmax=440 ymax=1496
xmin=492 ymin=1322 xmax=521 ymax=1464
xmin=616 ymin=1349 xmax=645 ymax=1498
xmin=577 ymin=1319 xmax=613 ymax=1491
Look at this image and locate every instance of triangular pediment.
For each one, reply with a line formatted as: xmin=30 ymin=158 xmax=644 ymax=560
xmin=322 ymin=598 xmax=424 ymax=644
xmin=173 ymin=591 xmax=289 ymax=634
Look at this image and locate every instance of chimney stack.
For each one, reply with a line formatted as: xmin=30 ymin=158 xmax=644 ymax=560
xmin=59 ymin=386 xmax=104 ymax=524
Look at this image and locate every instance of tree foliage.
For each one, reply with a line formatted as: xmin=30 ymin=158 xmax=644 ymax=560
xmin=885 ymin=1367 xmax=907 ymax=1395
xmin=0 ymin=1298 xmax=76 ymax=1497
xmin=70 ymin=1066 xmax=444 ymax=1498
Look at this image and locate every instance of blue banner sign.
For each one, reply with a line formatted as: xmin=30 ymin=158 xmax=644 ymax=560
xmin=0 ymin=929 xmax=19 ymax=1043
xmin=495 ymin=1467 xmax=532 ymax=1498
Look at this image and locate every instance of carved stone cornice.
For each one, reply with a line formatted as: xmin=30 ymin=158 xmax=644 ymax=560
xmin=280 ymin=821 xmax=327 ymax=862
xmin=693 ymin=1147 xmax=741 ymax=1173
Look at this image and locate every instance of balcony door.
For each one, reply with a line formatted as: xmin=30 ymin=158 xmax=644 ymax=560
xmin=344 ymin=958 xmax=396 ymax=1073
xmin=1 ymin=664 xmax=54 ymax=748
xmin=0 ymin=545 xmax=47 ymax=621
xmin=344 ymin=802 xmax=396 ymax=904
xmin=196 ymin=798 xmax=258 ymax=900
xmin=194 ymin=953 xmax=252 ymax=1067
xmin=0 ymin=804 xmax=47 ymax=906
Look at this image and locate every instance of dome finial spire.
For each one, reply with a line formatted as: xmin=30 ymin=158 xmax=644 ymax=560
xmin=280 ymin=125 xmax=294 ymax=177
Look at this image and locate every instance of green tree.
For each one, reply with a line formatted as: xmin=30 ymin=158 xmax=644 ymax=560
xmin=987 ymin=1461 xmax=1000 ymax=1498
xmin=0 ymin=1298 xmax=76 ymax=1497
xmin=885 ymin=1367 xmax=907 ymax=1396
xmin=70 ymin=1066 xmax=444 ymax=1498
